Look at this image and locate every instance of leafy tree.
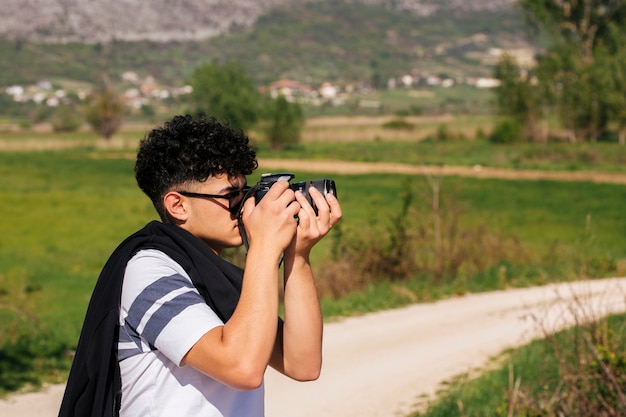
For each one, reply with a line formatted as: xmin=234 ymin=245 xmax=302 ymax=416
xmin=598 ymin=26 xmax=626 ymax=144
xmin=189 ymin=61 xmax=260 ymax=131
xmin=536 ymin=45 xmax=589 ymax=141
xmin=261 ymin=95 xmax=305 ymax=150
xmin=489 ymin=118 xmax=525 ymax=144
xmin=51 ymin=104 xmax=82 ymax=133
xmin=493 ymin=54 xmax=543 ymax=141
xmin=519 ymin=0 xmax=626 ymax=63
xmin=83 ymin=77 xmax=126 ymax=141
xmin=511 ymin=0 xmax=626 ymax=142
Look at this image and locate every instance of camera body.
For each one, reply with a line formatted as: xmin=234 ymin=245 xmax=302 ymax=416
xmin=237 ymin=172 xmax=337 ymax=250
xmin=253 ymin=172 xmax=337 ymax=214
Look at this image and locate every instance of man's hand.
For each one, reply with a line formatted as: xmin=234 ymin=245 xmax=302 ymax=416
xmin=240 ymin=180 xmax=301 ymax=256
xmin=287 ymin=186 xmax=342 ymax=258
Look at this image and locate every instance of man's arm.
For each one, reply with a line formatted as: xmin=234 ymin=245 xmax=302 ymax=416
xmin=270 ymin=188 xmax=342 ymax=380
xmin=183 ymin=181 xmax=301 ymax=390
xmin=269 ymin=254 xmax=323 ymax=380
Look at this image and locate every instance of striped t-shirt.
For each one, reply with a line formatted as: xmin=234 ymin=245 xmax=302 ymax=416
xmin=117 ymin=249 xmax=264 ymax=417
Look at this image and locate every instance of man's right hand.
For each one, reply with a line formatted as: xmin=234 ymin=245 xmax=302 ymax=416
xmin=240 ymin=180 xmax=301 ymax=256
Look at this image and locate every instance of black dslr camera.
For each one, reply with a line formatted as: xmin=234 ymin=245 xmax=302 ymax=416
xmin=251 ymin=172 xmax=337 ymax=214
xmin=236 ymin=172 xmax=337 ymax=250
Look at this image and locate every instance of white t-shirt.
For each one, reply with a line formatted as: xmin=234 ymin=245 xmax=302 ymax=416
xmin=118 ymin=249 xmax=264 ymax=417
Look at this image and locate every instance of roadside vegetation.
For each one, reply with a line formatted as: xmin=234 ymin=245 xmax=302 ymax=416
xmin=413 ymin=311 xmax=626 ymax=416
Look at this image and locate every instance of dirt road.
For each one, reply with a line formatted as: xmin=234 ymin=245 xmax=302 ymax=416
xmin=258 ymin=158 xmax=626 ymax=185
xmin=2 ymin=278 xmax=625 ymax=417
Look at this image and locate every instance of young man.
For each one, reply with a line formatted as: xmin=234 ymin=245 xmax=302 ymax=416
xmin=59 ymin=115 xmax=342 ymax=417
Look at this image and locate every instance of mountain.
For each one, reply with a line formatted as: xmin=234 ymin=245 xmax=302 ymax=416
xmin=0 ymin=0 xmax=536 ymax=88
xmin=2 ymin=0 xmax=517 ymax=43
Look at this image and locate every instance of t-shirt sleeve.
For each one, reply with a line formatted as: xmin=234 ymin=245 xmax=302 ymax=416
xmin=120 ymin=249 xmax=223 ymax=366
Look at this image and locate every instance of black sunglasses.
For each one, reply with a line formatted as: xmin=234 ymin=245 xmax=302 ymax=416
xmin=177 ymin=186 xmax=251 ymax=215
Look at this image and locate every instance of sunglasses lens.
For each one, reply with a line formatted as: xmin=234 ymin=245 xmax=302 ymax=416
xmin=229 ymin=188 xmax=250 ymax=216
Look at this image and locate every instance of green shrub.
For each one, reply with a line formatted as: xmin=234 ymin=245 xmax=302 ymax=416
xmin=489 ymin=119 xmax=524 ymax=144
xmin=382 ymin=118 xmax=414 ymax=130
xmin=315 ymin=178 xmax=530 ymax=297
xmin=51 ymin=105 xmax=82 ymax=133
xmin=0 ymin=312 xmax=71 ymax=395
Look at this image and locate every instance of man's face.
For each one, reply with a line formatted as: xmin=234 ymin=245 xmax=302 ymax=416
xmin=178 ymin=173 xmax=247 ymax=254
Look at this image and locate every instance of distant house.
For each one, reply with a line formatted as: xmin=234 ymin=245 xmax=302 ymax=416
xmin=6 ymin=85 xmax=25 ymax=101
xmin=400 ymin=74 xmax=414 ymax=87
xmin=140 ymin=75 xmax=157 ymax=95
xmin=426 ymin=75 xmax=441 ymax=86
xmin=122 ymin=71 xmax=140 ymax=83
xmin=441 ymin=79 xmax=454 ymax=88
xmin=268 ymin=80 xmax=312 ymax=100
xmin=474 ymin=78 xmax=501 ymax=88
xmin=488 ymin=48 xmax=536 ymax=68
xmin=318 ymin=82 xmax=338 ymax=99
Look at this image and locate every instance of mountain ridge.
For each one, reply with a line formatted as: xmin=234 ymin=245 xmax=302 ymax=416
xmin=1 ymin=0 xmax=517 ymax=43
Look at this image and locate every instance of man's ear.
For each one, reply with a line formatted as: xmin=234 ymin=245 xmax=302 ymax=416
xmin=163 ymin=192 xmax=187 ymax=223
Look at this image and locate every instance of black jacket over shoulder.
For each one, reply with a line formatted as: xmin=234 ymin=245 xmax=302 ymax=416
xmin=58 ymin=221 xmax=244 ymax=417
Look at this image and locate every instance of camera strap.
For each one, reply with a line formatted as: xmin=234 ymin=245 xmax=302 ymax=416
xmin=235 ymin=185 xmax=259 ymax=252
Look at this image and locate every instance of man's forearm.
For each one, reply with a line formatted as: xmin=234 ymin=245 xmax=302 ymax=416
xmin=184 ymin=245 xmax=282 ymax=390
xmin=278 ymin=256 xmax=323 ymax=380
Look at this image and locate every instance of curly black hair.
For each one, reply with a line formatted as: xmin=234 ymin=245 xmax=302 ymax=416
xmin=135 ymin=115 xmax=258 ymax=221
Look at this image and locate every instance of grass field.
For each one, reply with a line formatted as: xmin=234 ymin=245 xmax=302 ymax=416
xmin=3 ymin=149 xmax=626 ymax=325
xmin=1 ymin=124 xmax=626 ymax=396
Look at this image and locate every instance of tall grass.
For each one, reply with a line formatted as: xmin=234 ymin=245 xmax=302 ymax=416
xmin=318 ymin=173 xmax=626 ymax=289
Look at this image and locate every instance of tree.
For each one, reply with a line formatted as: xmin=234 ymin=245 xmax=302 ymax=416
xmin=261 ymin=95 xmax=305 ymax=149
xmin=512 ymin=0 xmax=626 ymax=141
xmin=493 ymin=54 xmax=543 ymax=142
xmin=519 ymin=0 xmax=626 ymax=63
xmin=189 ymin=61 xmax=260 ymax=131
xmin=607 ymin=55 xmax=626 ymax=145
xmin=536 ymin=45 xmax=591 ymax=142
xmin=83 ymin=77 xmax=126 ymax=141
xmin=598 ymin=26 xmax=626 ymax=145
xmin=51 ymin=104 xmax=82 ymax=133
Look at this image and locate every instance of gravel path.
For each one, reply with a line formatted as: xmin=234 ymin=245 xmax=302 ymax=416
xmin=2 ymin=278 xmax=625 ymax=417
xmin=258 ymin=158 xmax=626 ymax=185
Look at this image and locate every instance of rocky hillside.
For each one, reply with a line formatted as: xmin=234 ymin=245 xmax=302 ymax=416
xmin=1 ymin=0 xmax=517 ymax=43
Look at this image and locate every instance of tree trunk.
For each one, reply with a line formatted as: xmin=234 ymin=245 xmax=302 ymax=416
xmin=567 ymin=129 xmax=577 ymax=143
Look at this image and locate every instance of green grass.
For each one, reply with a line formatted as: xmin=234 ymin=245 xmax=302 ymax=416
xmin=3 ymin=151 xmax=626 ymax=325
xmin=413 ymin=337 xmax=562 ymax=416
xmin=0 ymin=151 xmax=156 ymax=334
xmin=2 ymin=142 xmax=626 ymax=395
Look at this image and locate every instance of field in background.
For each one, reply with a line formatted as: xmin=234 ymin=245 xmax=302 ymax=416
xmin=3 ymin=146 xmax=626 ymax=326
xmin=2 ymin=118 xmax=626 ymax=395
xmin=3 ymin=112 xmax=626 ymax=176
xmin=299 ymin=114 xmax=494 ymax=142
